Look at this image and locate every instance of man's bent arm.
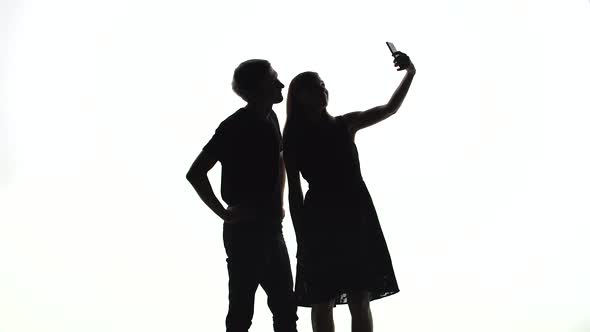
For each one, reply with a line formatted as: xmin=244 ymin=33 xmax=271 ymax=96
xmin=279 ymin=152 xmax=286 ymax=212
xmin=186 ymin=151 xmax=227 ymax=220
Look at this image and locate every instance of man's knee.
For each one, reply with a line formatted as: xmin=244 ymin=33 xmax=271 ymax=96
xmin=226 ymin=312 xmax=254 ymax=332
xmin=226 ymin=297 xmax=256 ymax=332
xmin=266 ymin=290 xmax=298 ymax=326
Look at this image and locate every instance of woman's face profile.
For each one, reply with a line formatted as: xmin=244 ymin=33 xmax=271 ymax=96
xmin=297 ymin=73 xmax=329 ymax=111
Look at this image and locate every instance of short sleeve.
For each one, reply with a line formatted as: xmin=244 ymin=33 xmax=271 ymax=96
xmin=202 ymin=120 xmax=234 ymax=162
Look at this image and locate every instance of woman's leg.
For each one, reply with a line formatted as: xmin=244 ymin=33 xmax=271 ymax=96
xmin=311 ymin=298 xmax=336 ymax=332
xmin=347 ymin=291 xmax=372 ymax=332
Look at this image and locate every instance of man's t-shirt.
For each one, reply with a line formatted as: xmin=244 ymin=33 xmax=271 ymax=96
xmin=203 ymin=108 xmax=283 ymax=226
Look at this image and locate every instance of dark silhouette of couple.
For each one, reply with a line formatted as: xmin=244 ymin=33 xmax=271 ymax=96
xmin=186 ymin=48 xmax=416 ymax=332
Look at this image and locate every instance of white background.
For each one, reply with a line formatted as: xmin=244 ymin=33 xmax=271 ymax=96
xmin=1 ymin=0 xmax=589 ymax=331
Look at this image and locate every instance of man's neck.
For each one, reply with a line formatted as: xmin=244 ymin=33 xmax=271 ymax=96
xmin=244 ymin=102 xmax=273 ymax=119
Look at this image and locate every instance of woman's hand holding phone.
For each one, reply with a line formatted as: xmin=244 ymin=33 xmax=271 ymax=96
xmin=393 ymin=52 xmax=415 ymax=74
xmin=386 ymin=41 xmax=415 ymax=74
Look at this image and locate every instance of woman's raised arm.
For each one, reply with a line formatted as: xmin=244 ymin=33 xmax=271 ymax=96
xmin=342 ymin=52 xmax=416 ymax=135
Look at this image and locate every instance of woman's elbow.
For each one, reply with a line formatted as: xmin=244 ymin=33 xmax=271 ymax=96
xmin=381 ymin=102 xmax=399 ymax=114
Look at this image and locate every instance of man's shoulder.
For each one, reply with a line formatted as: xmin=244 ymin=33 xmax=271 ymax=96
xmin=217 ymin=108 xmax=247 ymax=130
xmin=264 ymin=110 xmax=280 ymax=130
xmin=269 ymin=110 xmax=279 ymax=122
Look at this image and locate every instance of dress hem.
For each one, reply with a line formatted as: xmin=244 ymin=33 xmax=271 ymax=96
xmin=296 ymin=288 xmax=400 ymax=308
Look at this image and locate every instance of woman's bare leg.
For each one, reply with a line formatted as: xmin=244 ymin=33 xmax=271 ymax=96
xmin=311 ymin=298 xmax=336 ymax=332
xmin=348 ymin=291 xmax=372 ymax=332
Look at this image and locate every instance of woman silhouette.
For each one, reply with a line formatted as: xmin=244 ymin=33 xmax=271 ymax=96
xmin=283 ymin=51 xmax=416 ymax=332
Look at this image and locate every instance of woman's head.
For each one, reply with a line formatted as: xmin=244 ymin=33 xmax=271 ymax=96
xmin=284 ymin=71 xmax=330 ymax=150
xmin=286 ymin=71 xmax=329 ymax=120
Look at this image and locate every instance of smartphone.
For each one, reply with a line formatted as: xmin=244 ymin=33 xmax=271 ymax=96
xmin=386 ymin=41 xmax=398 ymax=56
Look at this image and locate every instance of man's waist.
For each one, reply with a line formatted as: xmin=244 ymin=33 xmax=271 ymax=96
xmin=227 ymin=196 xmax=280 ymax=208
xmin=223 ymin=216 xmax=283 ymax=232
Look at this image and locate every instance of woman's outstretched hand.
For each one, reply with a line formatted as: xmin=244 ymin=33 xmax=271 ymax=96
xmin=393 ymin=51 xmax=416 ymax=74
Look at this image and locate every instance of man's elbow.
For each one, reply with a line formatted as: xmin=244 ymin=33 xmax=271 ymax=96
xmin=186 ymin=169 xmax=205 ymax=186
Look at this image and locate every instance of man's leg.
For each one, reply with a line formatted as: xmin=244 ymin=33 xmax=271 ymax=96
xmin=260 ymin=230 xmax=298 ymax=332
xmin=224 ymin=224 xmax=262 ymax=332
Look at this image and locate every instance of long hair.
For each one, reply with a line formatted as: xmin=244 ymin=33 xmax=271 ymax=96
xmin=283 ymin=71 xmax=319 ymax=156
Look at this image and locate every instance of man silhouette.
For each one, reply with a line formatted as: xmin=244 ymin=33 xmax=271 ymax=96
xmin=186 ymin=59 xmax=298 ymax=332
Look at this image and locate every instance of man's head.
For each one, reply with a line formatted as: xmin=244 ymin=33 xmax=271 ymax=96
xmin=232 ymin=59 xmax=284 ymax=105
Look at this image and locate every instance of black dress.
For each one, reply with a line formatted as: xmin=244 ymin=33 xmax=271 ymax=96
xmin=289 ymin=113 xmax=399 ymax=307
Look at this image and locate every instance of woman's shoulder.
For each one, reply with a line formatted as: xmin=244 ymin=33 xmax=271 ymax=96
xmin=333 ymin=114 xmax=355 ymax=136
xmin=331 ymin=114 xmax=348 ymax=129
xmin=333 ymin=113 xmax=351 ymax=126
